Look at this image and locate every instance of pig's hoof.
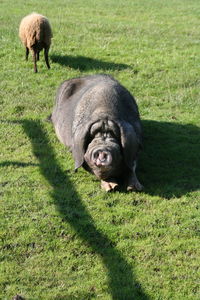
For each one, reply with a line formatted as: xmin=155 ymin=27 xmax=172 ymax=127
xmin=127 ymin=181 xmax=143 ymax=192
xmin=101 ymin=180 xmax=119 ymax=192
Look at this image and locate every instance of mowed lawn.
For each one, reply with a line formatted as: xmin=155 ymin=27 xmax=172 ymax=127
xmin=0 ymin=0 xmax=200 ymax=299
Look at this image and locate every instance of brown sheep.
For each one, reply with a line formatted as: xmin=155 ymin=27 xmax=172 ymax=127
xmin=19 ymin=13 xmax=53 ymax=73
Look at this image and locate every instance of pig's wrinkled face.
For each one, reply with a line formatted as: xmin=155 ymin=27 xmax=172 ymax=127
xmin=84 ymin=134 xmax=123 ymax=180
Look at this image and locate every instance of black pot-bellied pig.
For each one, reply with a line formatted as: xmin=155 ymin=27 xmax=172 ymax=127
xmin=50 ymin=74 xmax=143 ymax=192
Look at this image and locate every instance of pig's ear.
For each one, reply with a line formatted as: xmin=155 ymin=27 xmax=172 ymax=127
xmin=72 ymin=123 xmax=92 ymax=170
xmin=117 ymin=121 xmax=141 ymax=170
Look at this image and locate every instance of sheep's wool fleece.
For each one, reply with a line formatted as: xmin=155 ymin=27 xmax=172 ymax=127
xmin=19 ymin=13 xmax=52 ymax=49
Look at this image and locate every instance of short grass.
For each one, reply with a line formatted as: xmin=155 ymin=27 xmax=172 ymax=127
xmin=0 ymin=0 xmax=200 ymax=299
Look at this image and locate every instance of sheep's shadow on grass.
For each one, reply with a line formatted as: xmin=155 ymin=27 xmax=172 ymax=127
xmin=18 ymin=119 xmax=149 ymax=300
xmin=140 ymin=120 xmax=200 ymax=198
xmin=0 ymin=161 xmax=38 ymax=168
xmin=51 ymin=54 xmax=131 ymax=71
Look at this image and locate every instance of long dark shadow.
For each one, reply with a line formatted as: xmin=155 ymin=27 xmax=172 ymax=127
xmin=3 ymin=118 xmax=199 ymax=297
xmin=20 ymin=119 xmax=150 ymax=300
xmin=140 ymin=120 xmax=200 ymax=198
xmin=51 ymin=54 xmax=132 ymax=72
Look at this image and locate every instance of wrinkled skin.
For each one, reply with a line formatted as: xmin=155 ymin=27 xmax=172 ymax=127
xmin=51 ymin=74 xmax=143 ymax=192
xmin=84 ymin=133 xmax=123 ymax=180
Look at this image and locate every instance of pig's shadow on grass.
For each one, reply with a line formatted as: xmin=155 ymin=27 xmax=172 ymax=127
xmin=19 ymin=119 xmax=149 ymax=300
xmin=139 ymin=120 xmax=200 ymax=198
xmin=51 ymin=54 xmax=131 ymax=71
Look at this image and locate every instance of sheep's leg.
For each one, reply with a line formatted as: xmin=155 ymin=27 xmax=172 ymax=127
xmin=33 ymin=50 xmax=38 ymax=73
xmin=26 ymin=47 xmax=29 ymax=61
xmin=44 ymin=46 xmax=50 ymax=69
xmin=36 ymin=51 xmax=40 ymax=61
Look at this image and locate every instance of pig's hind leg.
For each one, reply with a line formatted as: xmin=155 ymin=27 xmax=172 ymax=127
xmin=126 ymin=161 xmax=143 ymax=192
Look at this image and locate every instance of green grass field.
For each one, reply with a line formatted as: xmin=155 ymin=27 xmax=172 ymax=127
xmin=0 ymin=0 xmax=200 ymax=299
